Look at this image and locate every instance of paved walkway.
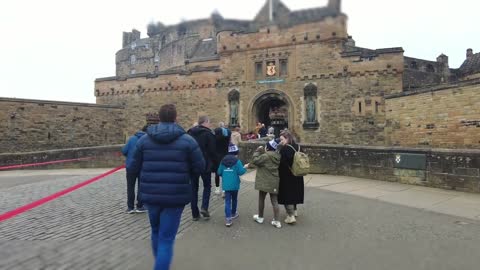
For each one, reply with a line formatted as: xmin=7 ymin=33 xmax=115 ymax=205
xmin=0 ymin=169 xmax=479 ymax=269
xmin=242 ymin=171 xmax=480 ymax=221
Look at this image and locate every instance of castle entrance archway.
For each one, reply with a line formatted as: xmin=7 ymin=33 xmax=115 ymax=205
xmin=250 ymin=90 xmax=293 ymax=138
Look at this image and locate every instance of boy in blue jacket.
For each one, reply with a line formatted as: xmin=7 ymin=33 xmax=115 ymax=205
xmin=217 ymin=143 xmax=247 ymax=227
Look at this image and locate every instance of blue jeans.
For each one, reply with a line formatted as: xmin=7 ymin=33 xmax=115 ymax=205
xmin=191 ymin=172 xmax=212 ymax=217
xmin=224 ymin=190 xmax=238 ymax=219
xmin=146 ymin=205 xmax=184 ymax=270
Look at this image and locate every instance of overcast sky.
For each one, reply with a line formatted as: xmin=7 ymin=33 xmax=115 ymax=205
xmin=0 ymin=0 xmax=477 ymax=103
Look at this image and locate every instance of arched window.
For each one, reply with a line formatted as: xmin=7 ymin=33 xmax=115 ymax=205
xmin=410 ymin=61 xmax=418 ymax=70
xmin=228 ymin=90 xmax=240 ymax=127
xmin=161 ymin=36 xmax=166 ymax=48
xmin=130 ymin=55 xmax=136 ymax=65
xmin=426 ymin=64 xmax=435 ymax=73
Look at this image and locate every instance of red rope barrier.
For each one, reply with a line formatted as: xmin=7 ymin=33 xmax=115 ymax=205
xmin=0 ymin=157 xmax=94 ymax=171
xmin=0 ymin=165 xmax=125 ymax=222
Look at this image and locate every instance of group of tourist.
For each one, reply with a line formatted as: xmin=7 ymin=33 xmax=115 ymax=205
xmin=122 ymin=104 xmax=304 ymax=270
xmin=244 ymin=122 xmax=274 ymax=140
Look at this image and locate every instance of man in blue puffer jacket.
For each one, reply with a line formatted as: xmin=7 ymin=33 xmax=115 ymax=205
xmin=128 ymin=104 xmax=205 ymax=270
xmin=122 ymin=126 xmax=147 ymax=213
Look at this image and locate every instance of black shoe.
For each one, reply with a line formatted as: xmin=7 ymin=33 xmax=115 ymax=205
xmin=200 ymin=209 xmax=210 ymax=220
xmin=192 ymin=216 xmax=200 ymax=221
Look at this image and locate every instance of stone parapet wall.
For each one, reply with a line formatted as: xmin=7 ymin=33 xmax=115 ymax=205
xmin=0 ymin=145 xmax=125 ymax=169
xmin=0 ymin=98 xmax=126 ymax=153
xmin=238 ymin=142 xmax=480 ymax=193
xmin=385 ymin=80 xmax=480 ymax=149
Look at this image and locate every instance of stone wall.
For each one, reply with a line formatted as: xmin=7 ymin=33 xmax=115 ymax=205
xmin=385 ymin=79 xmax=480 ymax=149
xmin=95 ymin=69 xmax=224 ymax=137
xmin=238 ymin=142 xmax=480 ymax=193
xmin=216 ymin=17 xmax=403 ymax=145
xmin=0 ymin=98 xmax=125 ymax=153
xmin=0 ymin=145 xmax=125 ymax=169
xmin=96 ymin=8 xmax=406 ymax=147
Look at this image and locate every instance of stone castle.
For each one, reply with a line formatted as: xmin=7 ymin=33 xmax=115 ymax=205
xmin=1 ymin=0 xmax=479 ymax=153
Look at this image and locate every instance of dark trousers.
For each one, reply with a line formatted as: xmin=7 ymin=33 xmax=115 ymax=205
xmin=191 ymin=172 xmax=212 ymax=217
xmin=146 ymin=205 xmax=184 ymax=270
xmin=215 ymin=173 xmax=221 ymax=187
xmin=126 ymin=171 xmax=142 ymax=210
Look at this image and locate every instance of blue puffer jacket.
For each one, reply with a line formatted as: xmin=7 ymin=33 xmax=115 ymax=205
xmin=127 ymin=123 xmax=205 ymax=207
xmin=217 ymin=155 xmax=246 ymax=191
xmin=122 ymin=131 xmax=145 ymax=169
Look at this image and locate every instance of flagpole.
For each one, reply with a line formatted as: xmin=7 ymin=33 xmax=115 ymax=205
xmin=269 ymin=0 xmax=273 ymax=22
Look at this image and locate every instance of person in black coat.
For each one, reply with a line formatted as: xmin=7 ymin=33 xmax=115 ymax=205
xmin=213 ymin=122 xmax=232 ymax=195
xmin=258 ymin=123 xmax=268 ymax=138
xmin=188 ymin=115 xmax=216 ymax=220
xmin=278 ymin=130 xmax=304 ymax=224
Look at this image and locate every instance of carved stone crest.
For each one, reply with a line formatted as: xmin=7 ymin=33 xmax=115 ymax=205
xmin=266 ymin=61 xmax=276 ymax=76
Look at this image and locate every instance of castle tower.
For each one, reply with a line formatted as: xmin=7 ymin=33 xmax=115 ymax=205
xmin=328 ymin=0 xmax=342 ymax=13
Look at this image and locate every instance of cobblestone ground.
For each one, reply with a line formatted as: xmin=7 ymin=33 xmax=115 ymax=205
xmin=0 ymin=170 xmax=244 ymax=269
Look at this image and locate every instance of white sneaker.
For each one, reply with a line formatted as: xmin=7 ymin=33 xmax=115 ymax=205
xmin=284 ymin=215 xmax=296 ymax=224
xmin=214 ymin=187 xmax=221 ymax=195
xmin=253 ymin=214 xmax=264 ymax=224
xmin=271 ymin=220 xmax=282 ymax=228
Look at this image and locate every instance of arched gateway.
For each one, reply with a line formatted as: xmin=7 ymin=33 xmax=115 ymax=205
xmin=249 ymin=89 xmax=294 ymax=137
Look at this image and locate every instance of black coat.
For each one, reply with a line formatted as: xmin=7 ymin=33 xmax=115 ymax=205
xmin=213 ymin=127 xmax=232 ymax=170
xmin=188 ymin=125 xmax=216 ymax=173
xmin=278 ymin=143 xmax=304 ymax=205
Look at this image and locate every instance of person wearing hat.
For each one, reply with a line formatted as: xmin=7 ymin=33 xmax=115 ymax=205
xmin=217 ymin=143 xmax=247 ymax=227
xmin=247 ymin=138 xmax=282 ymax=228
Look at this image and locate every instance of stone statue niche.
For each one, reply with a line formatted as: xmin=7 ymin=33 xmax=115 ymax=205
xmin=228 ymin=90 xmax=240 ymax=127
xmin=303 ymin=83 xmax=319 ymax=129
xmin=230 ymin=99 xmax=239 ymax=126
xmin=306 ymin=96 xmax=316 ymax=123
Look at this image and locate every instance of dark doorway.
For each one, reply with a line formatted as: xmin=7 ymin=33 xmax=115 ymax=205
xmin=255 ymin=95 xmax=288 ymax=137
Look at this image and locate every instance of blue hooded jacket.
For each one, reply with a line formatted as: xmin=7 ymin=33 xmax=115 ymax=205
xmin=217 ymin=154 xmax=246 ymax=191
xmin=128 ymin=123 xmax=205 ymax=207
xmin=122 ymin=131 xmax=145 ymax=169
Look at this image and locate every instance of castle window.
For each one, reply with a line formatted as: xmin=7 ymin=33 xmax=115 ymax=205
xmin=358 ymin=102 xmax=362 ymax=113
xmin=255 ymin=62 xmax=263 ymax=78
xmin=280 ymin=59 xmax=288 ymax=76
xmin=130 ymin=55 xmax=136 ymax=64
xmin=426 ymin=64 xmax=435 ymax=73
xmin=375 ymin=101 xmax=379 ymax=113
xmin=410 ymin=61 xmax=418 ymax=70
xmin=131 ymin=42 xmax=136 ymax=49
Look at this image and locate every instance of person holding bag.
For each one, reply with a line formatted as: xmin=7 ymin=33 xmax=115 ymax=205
xmin=277 ymin=130 xmax=305 ymax=224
